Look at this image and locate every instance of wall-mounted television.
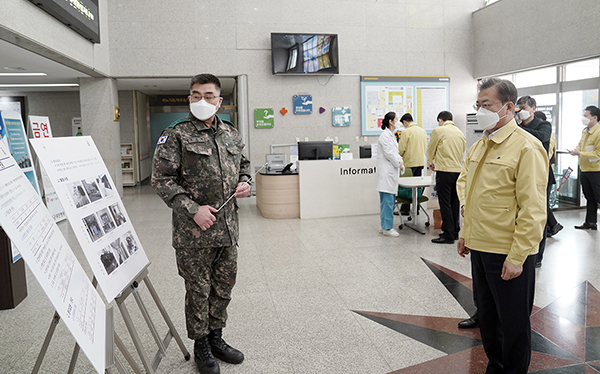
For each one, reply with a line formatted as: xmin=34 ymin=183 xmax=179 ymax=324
xmin=271 ymin=33 xmax=339 ymax=75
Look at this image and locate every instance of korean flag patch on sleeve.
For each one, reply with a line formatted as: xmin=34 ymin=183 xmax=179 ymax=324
xmin=157 ymin=135 xmax=168 ymax=145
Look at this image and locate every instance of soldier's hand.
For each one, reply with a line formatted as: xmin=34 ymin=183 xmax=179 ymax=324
xmin=457 ymin=238 xmax=469 ymax=258
xmin=501 ymin=260 xmax=522 ymax=281
xmin=234 ymin=182 xmax=251 ymax=198
xmin=194 ymin=205 xmax=218 ymax=231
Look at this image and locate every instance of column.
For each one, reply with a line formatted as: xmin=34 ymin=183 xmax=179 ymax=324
xmin=79 ymin=77 xmax=123 ymax=196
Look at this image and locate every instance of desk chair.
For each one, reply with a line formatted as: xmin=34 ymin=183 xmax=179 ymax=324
xmin=395 ymin=169 xmax=431 ymax=230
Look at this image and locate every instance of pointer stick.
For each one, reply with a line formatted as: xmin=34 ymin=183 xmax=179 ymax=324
xmin=217 ymin=163 xmax=268 ymax=212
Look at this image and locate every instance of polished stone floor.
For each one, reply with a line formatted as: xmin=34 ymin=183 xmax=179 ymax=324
xmin=0 ymin=183 xmax=598 ymax=373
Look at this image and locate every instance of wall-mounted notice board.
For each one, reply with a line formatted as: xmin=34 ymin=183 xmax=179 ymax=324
xmin=360 ymin=75 xmax=450 ymax=136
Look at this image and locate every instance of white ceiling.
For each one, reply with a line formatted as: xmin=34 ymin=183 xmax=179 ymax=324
xmin=0 ymin=39 xmax=236 ymax=96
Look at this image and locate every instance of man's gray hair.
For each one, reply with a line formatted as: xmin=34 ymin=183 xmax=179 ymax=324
xmin=478 ymin=77 xmax=518 ymax=105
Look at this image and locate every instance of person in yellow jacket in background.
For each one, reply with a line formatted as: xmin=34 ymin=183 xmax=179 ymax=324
xmin=427 ymin=110 xmax=466 ymax=244
xmin=397 ymin=113 xmax=427 ymax=215
xmin=456 ymin=78 xmax=548 ymax=374
xmin=570 ymin=105 xmax=600 ymax=230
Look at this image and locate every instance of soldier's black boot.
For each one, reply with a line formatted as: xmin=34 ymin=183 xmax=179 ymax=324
xmin=208 ymin=328 xmax=244 ymax=364
xmin=194 ymin=336 xmax=220 ymax=374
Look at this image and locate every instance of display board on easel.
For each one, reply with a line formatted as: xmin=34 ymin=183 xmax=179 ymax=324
xmin=360 ymin=75 xmax=451 ymax=136
xmin=31 ymin=137 xmax=150 ymax=302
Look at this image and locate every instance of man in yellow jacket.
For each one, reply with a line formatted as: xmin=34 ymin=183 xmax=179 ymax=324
xmin=397 ymin=113 xmax=427 ymax=214
xmin=570 ymin=105 xmax=600 ymax=230
xmin=428 ymin=111 xmax=466 ymax=244
xmin=457 ymin=78 xmax=548 ymax=374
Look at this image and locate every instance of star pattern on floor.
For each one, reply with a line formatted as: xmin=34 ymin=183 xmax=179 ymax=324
xmin=354 ymin=258 xmax=600 ymax=373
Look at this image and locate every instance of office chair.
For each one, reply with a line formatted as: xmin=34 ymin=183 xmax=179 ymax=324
xmin=395 ymin=168 xmax=431 ymax=230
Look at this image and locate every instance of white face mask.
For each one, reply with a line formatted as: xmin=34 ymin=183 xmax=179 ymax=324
xmin=475 ymin=103 xmax=509 ymax=131
xmin=190 ymin=100 xmax=217 ymax=121
xmin=582 ymin=117 xmax=591 ymax=126
xmin=517 ymin=109 xmax=530 ymax=121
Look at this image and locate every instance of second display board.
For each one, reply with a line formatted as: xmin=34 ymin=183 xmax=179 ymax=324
xmin=360 ymin=75 xmax=450 ymax=136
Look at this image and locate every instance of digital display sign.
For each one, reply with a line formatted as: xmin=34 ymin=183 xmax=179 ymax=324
xmin=29 ymin=0 xmax=100 ymax=43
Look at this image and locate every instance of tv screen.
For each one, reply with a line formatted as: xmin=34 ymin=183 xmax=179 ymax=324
xmin=297 ymin=141 xmax=334 ymax=160
xmin=271 ymin=33 xmax=339 ymax=75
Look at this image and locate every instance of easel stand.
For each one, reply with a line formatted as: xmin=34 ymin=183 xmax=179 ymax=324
xmin=32 ymin=268 xmax=190 ymax=373
xmin=114 ymin=266 xmax=190 ymax=373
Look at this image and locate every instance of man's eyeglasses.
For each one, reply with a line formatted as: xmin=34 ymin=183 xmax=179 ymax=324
xmin=190 ymin=94 xmax=219 ymax=102
xmin=473 ymin=102 xmax=501 ymax=111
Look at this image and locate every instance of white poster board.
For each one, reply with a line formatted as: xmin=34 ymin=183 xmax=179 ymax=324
xmin=0 ymin=142 xmax=106 ymax=373
xmin=28 ymin=115 xmax=67 ymax=223
xmin=30 ymin=137 xmax=150 ymax=302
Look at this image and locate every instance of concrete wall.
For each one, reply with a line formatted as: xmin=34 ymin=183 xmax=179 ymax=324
xmin=473 ymin=0 xmax=600 ymax=78
xmin=106 ymin=0 xmax=481 ymax=166
xmin=0 ymin=0 xmax=111 ymax=76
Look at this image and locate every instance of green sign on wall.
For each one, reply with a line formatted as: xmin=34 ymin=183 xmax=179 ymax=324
xmin=254 ymin=108 xmax=274 ymax=128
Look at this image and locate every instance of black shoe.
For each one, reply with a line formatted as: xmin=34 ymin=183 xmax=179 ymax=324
xmin=400 ymin=211 xmax=410 ymax=216
xmin=432 ymin=237 xmax=455 ymax=244
xmin=208 ymin=329 xmax=244 ymax=364
xmin=547 ymin=223 xmax=563 ymax=237
xmin=458 ymin=315 xmax=478 ymax=329
xmin=194 ymin=337 xmax=220 ymax=374
xmin=575 ymin=222 xmax=597 ymax=230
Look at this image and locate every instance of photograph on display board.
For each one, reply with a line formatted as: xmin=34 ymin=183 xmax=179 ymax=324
xmin=81 ymin=178 xmax=102 ymax=203
xmin=109 ymin=237 xmax=129 ymax=264
xmin=96 ymin=174 xmax=113 ymax=198
xmin=99 ymin=246 xmax=118 ymax=275
xmin=109 ymin=203 xmax=127 ymax=227
xmin=69 ymin=181 xmax=90 ymax=208
xmin=97 ymin=207 xmax=116 ymax=235
xmin=123 ymin=231 xmax=139 ymax=255
xmin=83 ymin=213 xmax=104 ymax=242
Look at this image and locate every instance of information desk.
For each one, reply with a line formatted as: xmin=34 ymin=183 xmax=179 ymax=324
xmin=398 ymin=176 xmax=433 ymax=234
xmin=298 ymin=159 xmax=378 ymax=219
xmin=255 ymin=171 xmax=300 ymax=218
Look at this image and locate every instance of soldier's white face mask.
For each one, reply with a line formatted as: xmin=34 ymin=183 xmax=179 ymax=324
xmin=190 ymin=100 xmax=217 ymax=121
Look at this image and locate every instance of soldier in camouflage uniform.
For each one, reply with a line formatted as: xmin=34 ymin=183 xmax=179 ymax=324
xmin=152 ymin=74 xmax=250 ymax=374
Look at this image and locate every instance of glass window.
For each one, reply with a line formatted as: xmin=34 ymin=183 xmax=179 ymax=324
xmin=530 ymin=93 xmax=557 ymax=106
xmin=564 ymin=59 xmax=599 ymax=81
xmin=558 ymin=89 xmax=598 ymax=178
xmin=514 ymin=67 xmax=556 ymax=88
xmin=497 ymin=74 xmax=514 ymax=83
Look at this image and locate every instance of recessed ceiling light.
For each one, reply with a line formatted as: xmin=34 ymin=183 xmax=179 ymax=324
xmin=0 ymin=72 xmax=47 ymax=76
xmin=3 ymin=66 xmax=27 ymax=71
xmin=0 ymin=83 xmax=79 ymax=88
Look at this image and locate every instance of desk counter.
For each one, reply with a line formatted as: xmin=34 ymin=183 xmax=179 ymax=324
xmin=298 ymin=159 xmax=378 ymax=219
xmin=255 ymin=172 xmax=300 ymax=219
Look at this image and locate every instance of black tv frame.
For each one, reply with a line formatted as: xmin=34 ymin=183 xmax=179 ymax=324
xmin=271 ymin=33 xmax=339 ymax=75
xmin=297 ymin=141 xmax=334 ymax=160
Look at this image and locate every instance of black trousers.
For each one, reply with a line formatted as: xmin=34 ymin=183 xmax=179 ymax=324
xmin=436 ymin=171 xmax=460 ymax=240
xmin=536 ymin=180 xmax=551 ymax=263
xmin=400 ymin=166 xmax=423 ymax=212
xmin=471 ymin=250 xmax=535 ymax=374
xmin=580 ymin=170 xmax=600 ymax=224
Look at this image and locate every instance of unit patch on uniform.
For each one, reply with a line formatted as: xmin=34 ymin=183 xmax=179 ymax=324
xmin=157 ymin=135 xmax=168 ymax=145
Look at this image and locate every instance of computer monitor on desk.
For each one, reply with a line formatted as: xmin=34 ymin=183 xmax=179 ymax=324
xmin=297 ymin=141 xmax=333 ymax=160
xmin=359 ymin=145 xmax=371 ymax=159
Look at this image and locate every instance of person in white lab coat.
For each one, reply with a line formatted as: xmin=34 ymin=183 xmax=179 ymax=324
xmin=376 ymin=112 xmax=405 ymax=237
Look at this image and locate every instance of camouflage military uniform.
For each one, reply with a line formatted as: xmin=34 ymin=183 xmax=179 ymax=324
xmin=152 ymin=114 xmax=250 ymax=339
